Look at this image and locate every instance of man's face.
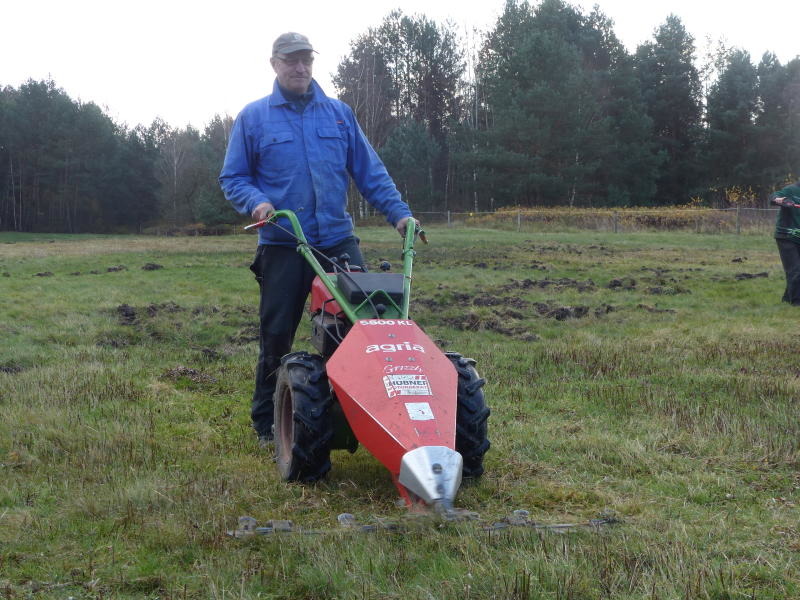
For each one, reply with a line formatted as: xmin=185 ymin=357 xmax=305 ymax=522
xmin=271 ymin=50 xmax=314 ymax=94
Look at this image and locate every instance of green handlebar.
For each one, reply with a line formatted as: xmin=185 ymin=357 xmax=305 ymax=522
xmin=267 ymin=210 xmax=358 ymax=322
xmin=401 ymin=219 xmax=418 ymax=319
xmin=265 ymin=210 xmax=421 ymax=323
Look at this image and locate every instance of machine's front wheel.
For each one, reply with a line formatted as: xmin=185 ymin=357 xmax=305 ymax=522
xmin=446 ymin=352 xmax=490 ymax=478
xmin=273 ymin=352 xmax=334 ymax=482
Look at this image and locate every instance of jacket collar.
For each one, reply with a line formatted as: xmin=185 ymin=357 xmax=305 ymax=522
xmin=269 ymin=78 xmax=327 ymax=106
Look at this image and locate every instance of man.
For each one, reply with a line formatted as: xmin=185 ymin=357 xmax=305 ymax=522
xmin=772 ymin=180 xmax=800 ymax=305
xmin=219 ymin=32 xmax=415 ymax=447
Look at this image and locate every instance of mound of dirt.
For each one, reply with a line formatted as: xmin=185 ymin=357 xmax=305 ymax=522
xmin=442 ymin=311 xmax=527 ymax=337
xmin=501 ymin=278 xmax=595 ymax=293
xmin=161 ymin=365 xmax=217 ymax=384
xmin=607 ymin=278 xmax=636 ymax=290
xmin=638 ymin=304 xmax=676 ymax=314
xmin=594 ymin=304 xmax=616 ymax=315
xmin=229 ymin=325 xmax=259 ymax=344
xmin=472 ymin=294 xmax=505 ymax=307
xmin=645 ymin=286 xmax=690 ymax=295
xmin=117 ymin=304 xmax=137 ymax=325
xmin=96 ymin=336 xmax=130 ymax=348
xmin=146 ymin=302 xmax=185 ymax=317
xmin=544 ymin=305 xmax=590 ymax=320
xmin=199 ymin=347 xmax=222 ymax=360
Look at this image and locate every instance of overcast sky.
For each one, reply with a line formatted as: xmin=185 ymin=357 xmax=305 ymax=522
xmin=3 ymin=0 xmax=798 ymax=130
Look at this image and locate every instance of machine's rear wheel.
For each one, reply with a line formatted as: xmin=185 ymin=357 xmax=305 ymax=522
xmin=273 ymin=352 xmax=334 ymax=482
xmin=446 ymin=352 xmax=490 ymax=478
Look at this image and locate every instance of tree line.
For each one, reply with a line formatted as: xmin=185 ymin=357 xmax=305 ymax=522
xmin=2 ymin=0 xmax=798 ymax=233
xmin=0 ymin=79 xmax=232 ymax=233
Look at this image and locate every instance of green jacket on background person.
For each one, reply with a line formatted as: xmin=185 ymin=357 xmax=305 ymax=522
xmin=773 ymin=183 xmax=800 ymax=240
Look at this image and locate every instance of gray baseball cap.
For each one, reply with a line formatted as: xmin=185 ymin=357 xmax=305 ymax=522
xmin=272 ymin=32 xmax=315 ymax=56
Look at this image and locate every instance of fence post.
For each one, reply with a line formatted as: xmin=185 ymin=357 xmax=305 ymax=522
xmin=447 ymin=211 xmax=451 ymax=227
xmin=517 ymin=210 xmax=521 ymax=232
xmin=613 ymin=211 xmax=618 ymax=234
xmin=736 ymin=206 xmax=741 ymax=235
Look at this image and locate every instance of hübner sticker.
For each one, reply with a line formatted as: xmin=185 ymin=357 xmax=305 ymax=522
xmin=405 ymin=402 xmax=434 ymax=421
xmin=383 ymin=374 xmax=432 ymax=397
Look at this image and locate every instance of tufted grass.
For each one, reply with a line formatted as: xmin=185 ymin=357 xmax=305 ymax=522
xmin=0 ymin=227 xmax=797 ymax=599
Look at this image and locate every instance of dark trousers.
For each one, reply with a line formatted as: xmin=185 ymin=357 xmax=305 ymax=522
xmin=248 ymin=237 xmax=364 ymax=437
xmin=777 ymin=238 xmax=800 ymax=305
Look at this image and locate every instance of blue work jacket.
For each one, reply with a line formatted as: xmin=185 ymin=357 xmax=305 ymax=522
xmin=219 ymin=79 xmax=410 ymax=247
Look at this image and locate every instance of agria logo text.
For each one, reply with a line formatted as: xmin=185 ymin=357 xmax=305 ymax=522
xmin=365 ymin=342 xmax=426 ymax=353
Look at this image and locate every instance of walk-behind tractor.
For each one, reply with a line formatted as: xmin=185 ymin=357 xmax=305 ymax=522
xmin=246 ymin=211 xmax=490 ymax=511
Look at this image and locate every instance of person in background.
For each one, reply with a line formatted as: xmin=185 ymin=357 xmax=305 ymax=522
xmin=219 ymin=32 xmax=416 ymax=447
xmin=771 ymin=179 xmax=800 ymax=305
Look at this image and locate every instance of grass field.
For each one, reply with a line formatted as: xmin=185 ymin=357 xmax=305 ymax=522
xmin=1 ymin=227 xmax=798 ymax=599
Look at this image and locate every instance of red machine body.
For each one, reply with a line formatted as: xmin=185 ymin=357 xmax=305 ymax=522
xmin=326 ymin=319 xmax=458 ymax=503
xmin=310 ymin=276 xmax=343 ymax=315
xmin=251 ymin=211 xmax=487 ymax=510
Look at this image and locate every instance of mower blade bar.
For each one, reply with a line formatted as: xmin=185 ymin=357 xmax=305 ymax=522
xmin=483 ymin=510 xmax=620 ymax=532
xmin=228 ymin=509 xmax=619 ymax=538
xmin=227 ymin=516 xmax=323 ymax=537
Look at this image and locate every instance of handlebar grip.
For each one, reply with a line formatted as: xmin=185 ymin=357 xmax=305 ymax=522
xmin=243 ymin=219 xmax=268 ymax=230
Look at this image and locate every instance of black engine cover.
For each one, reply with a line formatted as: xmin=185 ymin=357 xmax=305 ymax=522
xmin=335 ymin=272 xmax=405 ymax=305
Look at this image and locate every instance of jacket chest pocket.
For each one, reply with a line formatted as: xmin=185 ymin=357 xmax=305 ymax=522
xmin=316 ymin=127 xmax=347 ymax=166
xmin=258 ymin=130 xmax=296 ymax=174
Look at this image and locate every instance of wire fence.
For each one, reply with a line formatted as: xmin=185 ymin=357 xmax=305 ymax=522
xmin=160 ymin=207 xmax=779 ymax=237
xmin=355 ymin=207 xmax=780 ymax=236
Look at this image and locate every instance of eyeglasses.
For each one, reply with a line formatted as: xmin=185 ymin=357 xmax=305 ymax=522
xmin=276 ymin=56 xmax=314 ymax=67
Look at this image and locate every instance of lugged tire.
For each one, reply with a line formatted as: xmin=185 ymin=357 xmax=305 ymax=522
xmin=446 ymin=352 xmax=490 ymax=478
xmin=273 ymin=352 xmax=334 ymax=482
